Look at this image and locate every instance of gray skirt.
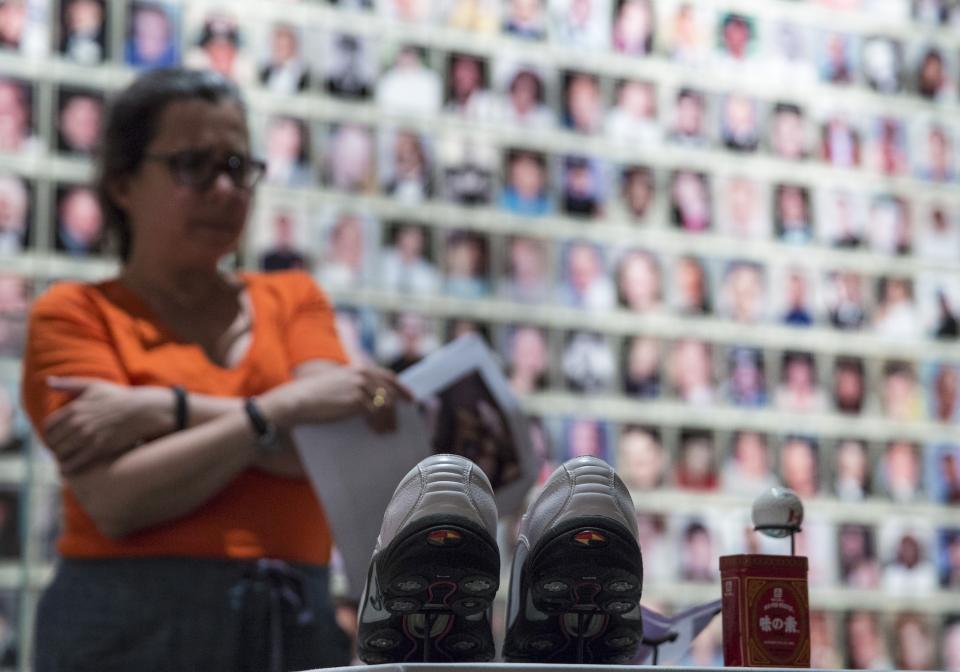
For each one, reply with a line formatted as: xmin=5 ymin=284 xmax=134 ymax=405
xmin=34 ymin=557 xmax=352 ymax=672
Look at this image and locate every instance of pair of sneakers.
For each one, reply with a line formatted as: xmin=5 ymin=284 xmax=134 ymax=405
xmin=356 ymin=453 xmax=644 ymax=663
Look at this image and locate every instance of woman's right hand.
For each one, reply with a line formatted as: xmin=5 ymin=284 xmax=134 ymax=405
xmin=262 ymin=364 xmax=413 ymax=433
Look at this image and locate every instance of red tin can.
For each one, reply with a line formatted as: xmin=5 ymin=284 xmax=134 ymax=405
xmin=720 ymin=554 xmax=810 ymax=668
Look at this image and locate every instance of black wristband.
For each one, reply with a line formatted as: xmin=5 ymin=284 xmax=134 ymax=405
xmin=244 ymin=397 xmax=269 ymax=435
xmin=172 ymin=385 xmax=188 ymax=431
xmin=244 ymin=397 xmax=281 ymax=453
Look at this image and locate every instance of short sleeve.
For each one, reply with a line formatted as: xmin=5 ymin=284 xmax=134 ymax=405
xmin=20 ymin=284 xmax=128 ymax=438
xmin=282 ymin=272 xmax=348 ymax=369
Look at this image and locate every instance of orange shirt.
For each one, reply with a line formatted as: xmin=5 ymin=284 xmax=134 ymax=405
xmin=20 ymin=270 xmax=346 ymax=564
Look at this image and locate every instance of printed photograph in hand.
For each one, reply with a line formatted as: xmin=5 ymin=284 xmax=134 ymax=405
xmin=418 ymin=369 xmax=521 ymax=490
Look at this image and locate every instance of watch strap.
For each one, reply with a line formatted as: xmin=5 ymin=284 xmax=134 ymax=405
xmin=244 ymin=397 xmax=281 ymax=453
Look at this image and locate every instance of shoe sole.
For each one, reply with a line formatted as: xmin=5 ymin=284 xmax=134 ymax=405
xmin=358 ymin=514 xmax=500 ymax=663
xmin=503 ymin=516 xmax=644 ymax=663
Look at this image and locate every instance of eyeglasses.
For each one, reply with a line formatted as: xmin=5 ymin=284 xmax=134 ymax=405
xmin=144 ymin=149 xmax=267 ymax=191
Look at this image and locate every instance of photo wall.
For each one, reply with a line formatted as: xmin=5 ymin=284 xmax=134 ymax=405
xmin=1 ymin=0 xmax=960 ymax=668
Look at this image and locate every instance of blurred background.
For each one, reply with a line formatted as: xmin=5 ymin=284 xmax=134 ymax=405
xmin=1 ymin=0 xmax=960 ymax=668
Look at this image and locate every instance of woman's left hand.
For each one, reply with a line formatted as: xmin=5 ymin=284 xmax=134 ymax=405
xmin=43 ymin=377 xmax=173 ymax=475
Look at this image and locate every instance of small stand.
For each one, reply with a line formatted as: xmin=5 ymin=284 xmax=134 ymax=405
xmin=753 ymin=525 xmax=802 ymax=556
xmin=642 ymin=632 xmax=679 ymax=665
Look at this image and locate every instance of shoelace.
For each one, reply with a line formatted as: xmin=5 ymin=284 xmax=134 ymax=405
xmin=229 ymin=558 xmax=315 ymax=672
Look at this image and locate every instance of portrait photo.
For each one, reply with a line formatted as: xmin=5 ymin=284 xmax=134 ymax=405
xmin=0 ymin=78 xmax=37 ymax=154
xmin=55 ymin=87 xmax=103 ymax=156
xmin=561 ymin=330 xmax=616 ymax=392
xmin=616 ymin=425 xmax=667 ymax=491
xmin=314 ymin=209 xmax=379 ymax=291
xmin=833 ymin=438 xmax=872 ymax=501
xmin=669 ymin=170 xmax=711 ymax=233
xmin=0 ymin=173 xmax=30 ymax=256
xmin=557 ymin=417 xmax=611 ymax=462
xmin=619 ymin=165 xmax=656 ymax=221
xmin=550 ymin=0 xmax=610 ymax=50
xmin=380 ymin=128 xmax=434 ymax=204
xmin=499 ymin=148 xmax=552 ymax=216
xmin=498 ymin=235 xmax=552 ymax=304
xmin=252 ymin=204 xmax=311 ymax=272
xmin=494 ymin=61 xmax=555 ymax=128
xmin=58 ymin=0 xmax=106 ymax=64
xmin=377 ymin=311 xmax=440 ymax=372
xmin=611 ymin=0 xmax=654 ymax=55
xmin=125 ymin=1 xmax=180 ymax=69
xmin=259 ymin=115 xmax=313 ymax=188
xmin=560 ymin=155 xmax=607 ymax=218
xmin=258 ymin=23 xmax=312 ymax=95
xmin=721 ymin=430 xmax=778 ymax=497
xmin=621 ymin=335 xmax=661 ymax=398
xmin=501 ymin=324 xmax=550 ymax=395
xmin=675 ymin=429 xmax=719 ymax=491
xmin=53 ymin=184 xmax=103 ymax=257
xmin=605 ymin=79 xmax=659 ymax=145
xmin=323 ymin=123 xmax=376 ymax=193
xmin=376 ymin=44 xmax=442 ymax=115
xmin=0 ymin=275 xmax=30 ymax=358
xmin=555 ymin=239 xmax=614 ymax=310
xmin=378 ymin=221 xmax=441 ymax=295
xmin=561 ymin=70 xmax=604 ymax=134
xmin=438 ymin=132 xmax=497 ymax=205
xmin=442 ymin=229 xmax=491 ymax=299
xmin=323 ymin=32 xmax=377 ymax=100
xmin=184 ymin=11 xmax=254 ymax=84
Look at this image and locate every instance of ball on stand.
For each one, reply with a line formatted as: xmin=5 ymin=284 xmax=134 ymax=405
xmin=752 ymin=487 xmax=804 ymax=552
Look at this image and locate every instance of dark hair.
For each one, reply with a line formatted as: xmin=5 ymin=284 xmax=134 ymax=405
xmin=96 ymin=68 xmax=244 ymax=262
xmin=774 ymin=102 xmax=802 ymax=117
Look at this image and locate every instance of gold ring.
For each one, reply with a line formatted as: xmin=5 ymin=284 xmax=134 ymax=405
xmin=371 ymin=387 xmax=387 ymax=408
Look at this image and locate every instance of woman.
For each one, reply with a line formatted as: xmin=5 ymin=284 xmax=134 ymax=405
xmin=21 ymin=68 xmax=409 ymax=670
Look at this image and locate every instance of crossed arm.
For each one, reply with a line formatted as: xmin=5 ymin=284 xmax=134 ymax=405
xmin=42 ymin=360 xmax=410 ymax=539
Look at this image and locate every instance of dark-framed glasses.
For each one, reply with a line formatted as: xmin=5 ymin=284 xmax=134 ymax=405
xmin=144 ymin=149 xmax=267 ymax=191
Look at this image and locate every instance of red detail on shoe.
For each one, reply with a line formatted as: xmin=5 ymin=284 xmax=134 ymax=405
xmin=427 ymin=529 xmax=462 ymax=546
xmin=573 ymin=530 xmax=607 ymax=546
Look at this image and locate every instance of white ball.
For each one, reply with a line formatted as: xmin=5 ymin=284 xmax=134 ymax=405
xmin=752 ymin=487 xmax=804 ymax=538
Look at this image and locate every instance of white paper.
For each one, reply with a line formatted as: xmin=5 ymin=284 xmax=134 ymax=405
xmin=293 ymin=404 xmax=431 ymax=599
xmin=293 ymin=334 xmax=536 ymax=599
xmin=634 ymin=599 xmax=723 ymax=664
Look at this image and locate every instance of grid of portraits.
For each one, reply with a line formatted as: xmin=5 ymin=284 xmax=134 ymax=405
xmin=2 ymin=0 xmax=960 ymax=668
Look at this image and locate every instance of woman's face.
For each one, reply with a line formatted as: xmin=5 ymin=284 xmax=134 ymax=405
xmin=566 ymin=75 xmax=600 ymax=131
xmin=624 ymin=172 xmax=652 ymax=214
xmin=133 ymin=9 xmax=171 ymax=60
xmin=510 ymin=73 xmax=539 ymax=112
xmin=511 ymin=327 xmax=547 ymax=374
xmin=616 ymin=0 xmax=652 ymax=45
xmin=452 ymin=57 xmax=482 ymax=98
xmin=510 ymin=155 xmax=544 ymax=198
xmin=620 ymin=253 xmax=659 ymax=309
xmin=111 ymin=99 xmax=251 ymax=268
xmin=618 ymin=430 xmax=663 ymax=488
xmin=618 ymin=81 xmax=654 ymax=118
xmin=627 ymin=337 xmax=658 ymax=377
xmin=734 ymin=432 xmax=768 ymax=476
xmin=205 ymin=38 xmax=239 ymax=77
xmin=920 ymin=54 xmax=944 ymax=89
xmin=677 ymin=258 xmax=705 ymax=307
xmin=778 ymin=187 xmax=806 ymax=222
xmin=267 ymin=118 xmax=302 ymax=162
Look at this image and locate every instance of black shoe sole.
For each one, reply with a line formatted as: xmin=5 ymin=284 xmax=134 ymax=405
xmin=503 ymin=516 xmax=644 ymax=663
xmin=358 ymin=514 xmax=500 ymax=663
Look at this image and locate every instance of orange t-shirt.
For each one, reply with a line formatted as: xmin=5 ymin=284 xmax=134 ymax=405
xmin=20 ymin=270 xmax=346 ymax=564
